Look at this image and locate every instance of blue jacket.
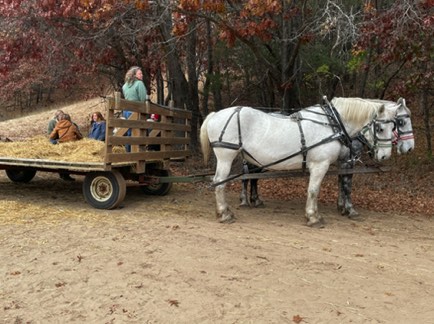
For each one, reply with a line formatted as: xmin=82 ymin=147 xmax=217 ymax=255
xmin=89 ymin=121 xmax=106 ymax=141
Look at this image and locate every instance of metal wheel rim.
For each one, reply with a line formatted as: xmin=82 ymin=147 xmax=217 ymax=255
xmin=90 ymin=176 xmax=113 ymax=202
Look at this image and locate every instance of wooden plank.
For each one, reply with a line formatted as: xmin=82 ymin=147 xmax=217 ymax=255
xmin=108 ymin=98 xmax=192 ymax=119
xmin=105 ymin=150 xmax=191 ymax=163
xmin=108 ymin=136 xmax=190 ymax=146
xmin=148 ymin=102 xmax=192 ymax=119
xmin=0 ymin=157 xmax=109 ymax=171
xmin=109 ymin=119 xmax=190 ymax=132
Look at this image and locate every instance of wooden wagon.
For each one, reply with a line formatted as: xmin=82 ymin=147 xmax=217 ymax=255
xmin=0 ymin=93 xmax=192 ymax=209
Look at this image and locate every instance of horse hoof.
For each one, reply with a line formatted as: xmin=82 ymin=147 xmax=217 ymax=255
xmin=348 ymin=214 xmax=363 ymax=222
xmin=219 ymin=216 xmax=236 ymax=224
xmin=253 ymin=200 xmax=264 ymax=208
xmin=217 ymin=209 xmax=236 ymax=223
xmin=347 ymin=210 xmax=360 ymax=219
xmin=239 ymin=202 xmax=250 ymax=208
xmin=307 ymin=218 xmax=325 ymax=228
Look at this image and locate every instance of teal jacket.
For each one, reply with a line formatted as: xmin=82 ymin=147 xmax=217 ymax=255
xmin=122 ymin=80 xmax=147 ymax=102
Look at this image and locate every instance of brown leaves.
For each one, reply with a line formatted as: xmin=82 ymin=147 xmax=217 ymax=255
xmin=228 ymin=161 xmax=434 ymax=217
xmin=292 ymin=314 xmax=304 ymax=323
xmin=55 ymin=282 xmax=66 ymax=288
xmin=167 ymin=299 xmax=180 ymax=307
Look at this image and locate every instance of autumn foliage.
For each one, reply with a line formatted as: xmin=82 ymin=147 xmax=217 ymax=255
xmin=0 ymin=0 xmax=432 ymax=156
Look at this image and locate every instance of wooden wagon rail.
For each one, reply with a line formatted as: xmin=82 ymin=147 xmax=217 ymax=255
xmin=0 ymin=157 xmax=109 ymax=172
xmin=105 ymin=92 xmax=191 ymax=173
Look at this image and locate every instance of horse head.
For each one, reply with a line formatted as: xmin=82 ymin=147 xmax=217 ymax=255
xmin=332 ymin=97 xmax=396 ymax=161
xmin=394 ymin=98 xmax=415 ymax=154
xmin=359 ymin=103 xmax=397 ymax=161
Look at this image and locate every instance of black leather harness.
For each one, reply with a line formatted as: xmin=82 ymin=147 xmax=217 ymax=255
xmin=210 ymin=100 xmax=355 ymax=187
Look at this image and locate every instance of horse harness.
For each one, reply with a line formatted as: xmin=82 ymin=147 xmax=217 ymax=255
xmin=210 ymin=101 xmax=357 ymax=187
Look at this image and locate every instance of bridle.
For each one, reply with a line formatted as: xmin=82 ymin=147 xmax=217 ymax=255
xmin=358 ymin=101 xmax=414 ymax=157
xmin=393 ymin=112 xmax=414 ymax=145
xmin=359 ymin=117 xmax=396 ymax=157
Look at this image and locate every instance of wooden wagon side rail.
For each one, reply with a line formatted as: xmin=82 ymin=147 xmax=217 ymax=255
xmin=104 ymin=92 xmax=192 ymax=173
xmin=0 ymin=157 xmax=108 ymax=172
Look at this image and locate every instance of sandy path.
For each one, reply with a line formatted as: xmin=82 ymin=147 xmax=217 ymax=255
xmin=1 ymin=173 xmax=434 ymax=323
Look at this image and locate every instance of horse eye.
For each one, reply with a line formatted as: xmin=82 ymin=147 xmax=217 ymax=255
xmin=376 ymin=125 xmax=383 ymax=133
xmin=398 ymin=119 xmax=405 ymax=127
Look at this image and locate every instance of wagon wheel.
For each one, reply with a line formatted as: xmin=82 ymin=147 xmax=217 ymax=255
xmin=5 ymin=169 xmax=37 ymax=183
xmin=141 ymin=169 xmax=172 ymax=196
xmin=83 ymin=171 xmax=126 ymax=209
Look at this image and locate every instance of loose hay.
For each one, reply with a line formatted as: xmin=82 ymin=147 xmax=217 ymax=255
xmin=0 ymin=136 xmax=109 ymax=162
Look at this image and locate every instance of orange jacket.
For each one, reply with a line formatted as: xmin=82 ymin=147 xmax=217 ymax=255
xmin=50 ymin=120 xmax=83 ymax=143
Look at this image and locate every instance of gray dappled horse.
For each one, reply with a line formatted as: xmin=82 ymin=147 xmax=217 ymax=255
xmin=200 ymin=97 xmax=398 ymax=227
xmin=337 ymin=98 xmax=414 ymax=217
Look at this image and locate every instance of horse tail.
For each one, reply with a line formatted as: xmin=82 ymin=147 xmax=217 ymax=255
xmin=200 ymin=112 xmax=215 ymax=165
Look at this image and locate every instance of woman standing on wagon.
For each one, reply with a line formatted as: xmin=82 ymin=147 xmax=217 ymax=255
xmin=122 ymin=66 xmax=148 ymax=107
xmin=121 ymin=66 xmax=148 ymax=151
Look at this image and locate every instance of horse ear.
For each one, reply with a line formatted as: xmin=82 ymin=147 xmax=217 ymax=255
xmin=378 ymin=104 xmax=385 ymax=115
xmin=398 ymin=97 xmax=406 ymax=106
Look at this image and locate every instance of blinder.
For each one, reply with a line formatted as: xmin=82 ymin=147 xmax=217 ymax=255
xmin=394 ymin=113 xmax=413 ymax=138
xmin=360 ymin=117 xmax=396 ymax=158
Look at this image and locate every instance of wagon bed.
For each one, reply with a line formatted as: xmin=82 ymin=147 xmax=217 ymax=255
xmin=0 ymin=93 xmax=192 ymax=209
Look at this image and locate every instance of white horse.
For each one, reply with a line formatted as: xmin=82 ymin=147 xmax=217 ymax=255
xmin=200 ymin=98 xmax=398 ymax=227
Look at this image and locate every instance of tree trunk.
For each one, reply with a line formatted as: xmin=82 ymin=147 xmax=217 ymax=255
xmin=200 ymin=20 xmax=214 ymax=123
xmin=421 ymin=89 xmax=432 ymax=157
xmin=156 ymin=68 xmax=164 ymax=105
xmin=186 ymin=18 xmax=199 ymax=151
xmin=213 ymin=67 xmax=223 ymax=111
xmin=159 ymin=7 xmax=188 ymax=109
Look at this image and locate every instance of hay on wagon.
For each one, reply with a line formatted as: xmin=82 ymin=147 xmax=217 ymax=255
xmin=0 ymin=136 xmax=124 ymax=162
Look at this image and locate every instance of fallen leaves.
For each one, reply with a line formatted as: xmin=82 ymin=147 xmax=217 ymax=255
xmin=167 ymin=299 xmax=180 ymax=307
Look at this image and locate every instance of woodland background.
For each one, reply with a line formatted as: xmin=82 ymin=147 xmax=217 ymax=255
xmin=0 ymin=0 xmax=432 ymax=156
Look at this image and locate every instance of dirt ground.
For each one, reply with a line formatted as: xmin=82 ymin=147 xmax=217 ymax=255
xmin=1 ymin=167 xmax=433 ymax=324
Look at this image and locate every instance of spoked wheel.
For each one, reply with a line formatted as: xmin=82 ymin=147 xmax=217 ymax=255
xmin=5 ymin=169 xmax=37 ymax=183
xmin=141 ymin=169 xmax=172 ymax=196
xmin=83 ymin=171 xmax=126 ymax=209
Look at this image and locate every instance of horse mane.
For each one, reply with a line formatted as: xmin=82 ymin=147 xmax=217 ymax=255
xmin=369 ymin=98 xmax=411 ymax=116
xmin=331 ymin=97 xmax=384 ymax=125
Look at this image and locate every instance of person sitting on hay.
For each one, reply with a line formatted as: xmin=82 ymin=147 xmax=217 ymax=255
xmin=49 ymin=113 xmax=83 ymax=144
xmin=49 ymin=113 xmax=83 ymax=181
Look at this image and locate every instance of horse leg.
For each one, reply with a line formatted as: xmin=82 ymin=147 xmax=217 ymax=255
xmin=337 ymin=173 xmax=346 ymax=213
xmin=305 ymin=163 xmax=329 ymax=228
xmin=214 ymin=158 xmax=236 ymax=223
xmin=337 ymin=161 xmax=359 ymax=217
xmin=340 ymin=173 xmax=359 ymax=218
xmin=250 ymin=178 xmax=264 ymax=207
xmin=239 ymin=178 xmax=250 ymax=207
xmin=338 ymin=139 xmax=363 ymax=218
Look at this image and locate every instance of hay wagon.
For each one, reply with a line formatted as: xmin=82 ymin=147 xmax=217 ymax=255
xmin=0 ymin=93 xmax=192 ymax=209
